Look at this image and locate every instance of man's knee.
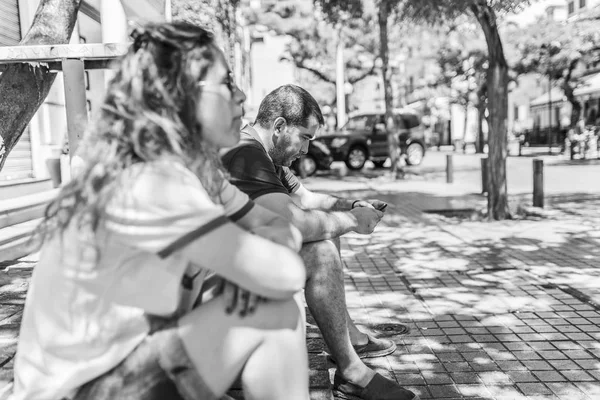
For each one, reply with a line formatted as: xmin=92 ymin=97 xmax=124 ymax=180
xmin=300 ymin=240 xmax=343 ymax=278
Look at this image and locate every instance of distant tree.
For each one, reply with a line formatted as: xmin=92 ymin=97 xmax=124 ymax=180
xmin=249 ymin=1 xmax=378 ymax=90
xmin=171 ymin=0 xmax=216 ymax=31
xmin=377 ymin=0 xmax=402 ymax=176
xmin=511 ymin=18 xmax=600 ymax=128
xmin=399 ymin=0 xmax=533 ymax=220
xmin=315 ymin=0 xmax=406 ymax=176
xmin=0 ymin=0 xmax=81 ymax=172
xmin=215 ymin=0 xmax=241 ymax=66
xmin=172 ymin=0 xmax=240 ymax=65
xmin=437 ymin=46 xmax=488 ymax=152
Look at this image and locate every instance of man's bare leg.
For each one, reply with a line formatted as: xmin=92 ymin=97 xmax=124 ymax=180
xmin=328 ymin=237 xmax=369 ymax=346
xmin=300 ymin=240 xmax=374 ymax=387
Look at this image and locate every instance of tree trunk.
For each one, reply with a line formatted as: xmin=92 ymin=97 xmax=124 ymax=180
xmin=227 ymin=1 xmax=237 ymax=68
xmin=0 ymin=0 xmax=82 ymax=172
xmin=462 ymin=97 xmax=469 ymax=152
xmin=563 ymin=60 xmax=581 ymax=127
xmin=471 ymin=2 xmax=510 ymax=220
xmin=477 ymin=102 xmax=485 ymax=154
xmin=378 ymin=0 xmax=397 ymax=176
xmin=476 ymin=84 xmax=487 ymax=154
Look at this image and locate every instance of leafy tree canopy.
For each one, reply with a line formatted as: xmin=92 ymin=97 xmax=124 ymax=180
xmin=251 ymin=0 xmax=379 ymax=86
xmin=398 ymin=0 xmax=534 ymax=24
xmin=509 ymin=18 xmax=600 ymax=81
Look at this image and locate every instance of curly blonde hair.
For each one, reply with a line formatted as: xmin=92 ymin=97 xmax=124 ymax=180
xmin=37 ymin=22 xmax=226 ymax=242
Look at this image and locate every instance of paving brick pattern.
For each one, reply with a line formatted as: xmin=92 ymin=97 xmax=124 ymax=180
xmin=2 ymin=191 xmax=600 ymax=399
xmin=338 ymin=193 xmax=600 ymax=400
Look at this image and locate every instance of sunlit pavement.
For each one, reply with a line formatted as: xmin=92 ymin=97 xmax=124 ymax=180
xmin=306 ymin=173 xmax=600 ymax=399
xmin=2 ymin=171 xmax=600 ymax=399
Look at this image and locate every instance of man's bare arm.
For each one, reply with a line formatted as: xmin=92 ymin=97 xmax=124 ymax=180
xmin=255 ymin=192 xmax=382 ymax=242
xmin=291 ymin=185 xmax=355 ymax=211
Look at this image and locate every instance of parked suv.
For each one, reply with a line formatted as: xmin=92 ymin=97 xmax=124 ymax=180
xmin=315 ymin=110 xmax=427 ymax=170
xmin=290 ymin=140 xmax=334 ymax=176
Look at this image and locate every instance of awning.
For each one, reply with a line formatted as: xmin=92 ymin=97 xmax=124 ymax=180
xmin=530 ymin=87 xmax=566 ymax=108
xmin=574 ymin=71 xmax=600 ymax=99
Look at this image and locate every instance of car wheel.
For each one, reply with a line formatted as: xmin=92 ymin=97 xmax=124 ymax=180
xmin=300 ymin=155 xmax=317 ymax=177
xmin=372 ymin=160 xmax=386 ymax=168
xmin=345 ymin=146 xmax=367 ymax=170
xmin=405 ymin=142 xmax=424 ymax=166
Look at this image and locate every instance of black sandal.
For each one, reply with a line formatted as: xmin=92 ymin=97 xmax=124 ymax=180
xmin=333 ymin=372 xmax=420 ymax=400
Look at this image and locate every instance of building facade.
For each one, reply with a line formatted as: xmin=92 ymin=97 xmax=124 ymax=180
xmin=0 ymin=0 xmax=168 ymax=181
xmin=566 ymin=0 xmax=600 ymax=17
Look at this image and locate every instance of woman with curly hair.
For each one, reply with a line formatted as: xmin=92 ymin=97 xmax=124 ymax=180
xmin=10 ymin=22 xmax=309 ymax=400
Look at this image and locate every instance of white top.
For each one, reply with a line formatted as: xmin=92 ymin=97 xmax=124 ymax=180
xmin=11 ymin=160 xmax=252 ymax=400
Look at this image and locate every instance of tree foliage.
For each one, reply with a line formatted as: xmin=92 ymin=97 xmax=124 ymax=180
xmin=398 ymin=0 xmax=531 ymax=22
xmin=172 ymin=0 xmax=240 ymax=65
xmin=510 ymin=18 xmax=600 ymax=126
xmin=398 ymin=0 xmax=533 ymax=220
xmin=314 ymin=0 xmax=364 ymax=23
xmin=250 ymin=1 xmax=379 ymax=87
xmin=437 ymin=46 xmax=488 ymax=106
xmin=314 ymin=0 xmax=405 ymax=175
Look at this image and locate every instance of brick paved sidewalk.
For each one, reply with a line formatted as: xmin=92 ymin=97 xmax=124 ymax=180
xmin=337 ymin=191 xmax=600 ymax=400
xmin=1 ymin=186 xmax=600 ymax=399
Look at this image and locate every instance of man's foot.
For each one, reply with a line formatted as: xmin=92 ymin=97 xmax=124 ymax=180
xmin=333 ymin=372 xmax=419 ymax=400
xmin=353 ymin=335 xmax=396 ymax=359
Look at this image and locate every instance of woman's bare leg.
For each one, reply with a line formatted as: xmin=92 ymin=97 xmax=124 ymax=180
xmin=177 ymin=295 xmax=309 ymax=400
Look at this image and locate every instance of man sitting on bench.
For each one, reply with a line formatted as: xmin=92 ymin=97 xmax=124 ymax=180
xmin=222 ymin=85 xmax=418 ymax=400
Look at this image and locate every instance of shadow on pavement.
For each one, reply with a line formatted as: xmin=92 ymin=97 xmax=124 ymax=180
xmin=337 ymin=190 xmax=600 ymax=399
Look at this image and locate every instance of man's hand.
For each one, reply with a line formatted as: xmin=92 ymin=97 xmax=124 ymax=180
xmin=352 ymin=199 xmax=388 ymax=212
xmin=350 ymin=207 xmax=384 ymax=234
xmin=217 ymin=279 xmax=265 ymax=317
xmin=251 ymin=218 xmax=303 ymax=252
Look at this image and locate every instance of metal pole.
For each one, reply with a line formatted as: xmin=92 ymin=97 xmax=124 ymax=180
xmin=62 ymin=59 xmax=89 ymax=159
xmin=335 ymin=26 xmax=346 ymax=129
xmin=533 ymin=158 xmax=544 ymax=208
xmin=481 ymin=157 xmax=488 ymax=194
xmin=446 ymin=154 xmax=453 ymax=184
xmin=548 ymin=77 xmax=552 ymax=154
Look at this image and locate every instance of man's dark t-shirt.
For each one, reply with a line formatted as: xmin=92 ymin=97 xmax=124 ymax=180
xmin=222 ymin=125 xmax=301 ymax=200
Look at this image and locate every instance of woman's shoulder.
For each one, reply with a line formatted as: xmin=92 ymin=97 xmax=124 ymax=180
xmin=124 ymin=159 xmax=200 ymax=187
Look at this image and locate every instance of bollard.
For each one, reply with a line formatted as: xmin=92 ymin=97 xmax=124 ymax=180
xmin=446 ymin=154 xmax=453 ymax=183
xmin=481 ymin=157 xmax=489 ymax=194
xmin=533 ymin=158 xmax=544 ymax=208
xmin=298 ymin=155 xmax=307 ymax=179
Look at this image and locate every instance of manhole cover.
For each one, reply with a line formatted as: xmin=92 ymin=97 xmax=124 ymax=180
xmin=372 ymin=323 xmax=410 ymax=337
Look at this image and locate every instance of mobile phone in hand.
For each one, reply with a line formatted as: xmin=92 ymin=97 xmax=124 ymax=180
xmin=376 ymin=202 xmax=388 ymax=211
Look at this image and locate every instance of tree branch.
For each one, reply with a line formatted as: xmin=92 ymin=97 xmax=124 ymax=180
xmin=0 ymin=0 xmax=82 ymax=172
xmin=289 ymin=59 xmax=336 ymax=84
xmin=348 ymin=62 xmax=376 ymax=84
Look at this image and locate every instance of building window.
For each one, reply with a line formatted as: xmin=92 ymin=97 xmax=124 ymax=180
xmin=568 ymin=1 xmax=575 ymax=14
xmin=579 ymin=0 xmax=586 ymax=8
xmin=514 ymin=105 xmax=519 ymax=121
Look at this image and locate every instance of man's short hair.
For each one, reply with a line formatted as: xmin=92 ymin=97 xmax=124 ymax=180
xmin=255 ymin=84 xmax=325 ymax=129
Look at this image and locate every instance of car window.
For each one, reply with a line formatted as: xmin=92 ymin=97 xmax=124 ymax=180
xmin=394 ymin=116 xmax=407 ymax=130
xmin=398 ymin=114 xmax=421 ymax=129
xmin=344 ymin=115 xmax=374 ymax=131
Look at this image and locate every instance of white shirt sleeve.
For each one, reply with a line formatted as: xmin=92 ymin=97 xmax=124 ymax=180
xmin=99 ymin=162 xmax=230 ymax=315
xmin=104 ymin=162 xmax=229 ymax=256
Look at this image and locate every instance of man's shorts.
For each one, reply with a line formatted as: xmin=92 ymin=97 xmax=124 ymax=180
xmin=71 ymin=317 xmax=218 ymax=400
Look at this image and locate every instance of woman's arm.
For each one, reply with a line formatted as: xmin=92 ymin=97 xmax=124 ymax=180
xmin=179 ymin=220 xmax=306 ymax=300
